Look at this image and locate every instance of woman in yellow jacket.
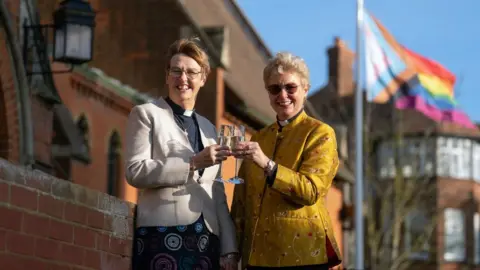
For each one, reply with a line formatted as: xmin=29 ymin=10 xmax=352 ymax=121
xmin=230 ymin=52 xmax=342 ymax=270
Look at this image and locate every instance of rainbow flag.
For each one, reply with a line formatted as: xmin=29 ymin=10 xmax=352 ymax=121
xmin=363 ymin=10 xmax=476 ymax=129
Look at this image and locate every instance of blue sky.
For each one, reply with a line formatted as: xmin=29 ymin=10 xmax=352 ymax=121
xmin=236 ymin=0 xmax=480 ymax=122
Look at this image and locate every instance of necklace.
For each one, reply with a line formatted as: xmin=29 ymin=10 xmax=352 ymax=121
xmin=173 ymin=114 xmax=194 ymax=131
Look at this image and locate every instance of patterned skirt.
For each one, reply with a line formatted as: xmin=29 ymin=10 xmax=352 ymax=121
xmin=132 ymin=215 xmax=221 ymax=270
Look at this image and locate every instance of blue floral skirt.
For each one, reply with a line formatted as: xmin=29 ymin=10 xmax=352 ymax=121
xmin=132 ymin=215 xmax=221 ymax=270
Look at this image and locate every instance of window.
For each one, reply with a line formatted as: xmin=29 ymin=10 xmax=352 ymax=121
xmin=52 ymin=113 xmax=71 ymax=180
xmin=443 ymin=208 xmax=465 ymax=262
xmin=459 ymin=139 xmax=471 ymax=179
xmin=107 ymin=131 xmax=121 ymax=196
xmin=404 ymin=208 xmax=430 ymax=260
xmin=475 ymin=213 xmax=480 ymax=264
xmin=377 ymin=140 xmax=395 ymax=178
xmin=401 ymin=139 xmax=415 ymax=177
xmin=436 ymin=137 xmax=450 ymax=177
xmin=377 ymin=138 xmax=434 ymax=179
xmin=424 ymin=138 xmax=436 ymax=176
xmin=436 ymin=137 xmax=472 ymax=180
xmin=450 ymin=139 xmax=461 ymax=177
xmin=77 ymin=114 xmax=90 ymax=154
xmin=473 ymin=142 xmax=480 ymax=182
xmin=379 ymin=136 xmax=476 ymax=180
xmin=402 ymin=138 xmax=434 ymax=178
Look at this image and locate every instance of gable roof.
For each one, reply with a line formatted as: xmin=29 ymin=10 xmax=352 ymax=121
xmin=179 ymin=0 xmax=277 ymax=123
xmin=222 ymin=0 xmax=273 ymax=61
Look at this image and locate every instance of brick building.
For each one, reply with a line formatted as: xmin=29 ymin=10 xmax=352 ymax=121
xmin=308 ymin=37 xmax=480 ymax=269
xmin=0 ymin=0 xmax=353 ymax=269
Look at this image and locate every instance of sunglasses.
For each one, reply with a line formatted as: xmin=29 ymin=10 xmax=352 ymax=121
xmin=266 ymin=83 xmax=299 ymax=95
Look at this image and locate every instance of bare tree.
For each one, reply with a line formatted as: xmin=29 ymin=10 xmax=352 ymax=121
xmin=364 ymin=109 xmax=439 ymax=270
xmin=308 ymin=91 xmax=443 ymax=270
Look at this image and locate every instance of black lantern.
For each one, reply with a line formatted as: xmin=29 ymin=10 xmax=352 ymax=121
xmin=52 ymin=0 xmax=96 ymax=65
xmin=22 ymin=0 xmax=96 ymax=75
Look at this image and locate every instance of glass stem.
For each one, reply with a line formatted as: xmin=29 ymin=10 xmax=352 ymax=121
xmin=234 ymin=158 xmax=238 ymax=178
xmin=218 ymin=161 xmax=223 ymax=179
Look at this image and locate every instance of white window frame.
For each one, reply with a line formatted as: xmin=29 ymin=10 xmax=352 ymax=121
xmin=436 ymin=137 xmax=450 ymax=177
xmin=443 ymin=208 xmax=466 ymax=262
xmin=474 ymin=213 xmax=480 ymax=264
xmin=449 ymin=138 xmax=462 ymax=179
xmin=473 ymin=142 xmax=480 ymax=182
xmin=436 ymin=137 xmax=472 ymax=180
xmin=458 ymin=139 xmax=472 ymax=179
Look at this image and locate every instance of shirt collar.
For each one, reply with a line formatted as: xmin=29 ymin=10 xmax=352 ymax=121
xmin=277 ymin=108 xmax=304 ymax=127
xmin=165 ymin=97 xmax=195 ymax=117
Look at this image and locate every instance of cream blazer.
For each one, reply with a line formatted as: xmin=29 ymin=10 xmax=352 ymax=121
xmin=124 ymin=97 xmax=237 ymax=255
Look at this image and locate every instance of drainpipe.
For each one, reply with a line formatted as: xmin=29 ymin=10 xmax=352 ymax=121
xmin=0 ymin=0 xmax=34 ymax=166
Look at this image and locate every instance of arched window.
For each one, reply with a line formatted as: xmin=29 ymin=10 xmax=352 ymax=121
xmin=52 ymin=113 xmax=73 ymax=181
xmin=107 ymin=131 xmax=121 ymax=196
xmin=77 ymin=114 xmax=90 ymax=154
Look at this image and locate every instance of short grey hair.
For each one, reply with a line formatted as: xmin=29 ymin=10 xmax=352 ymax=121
xmin=263 ymin=52 xmax=310 ymax=89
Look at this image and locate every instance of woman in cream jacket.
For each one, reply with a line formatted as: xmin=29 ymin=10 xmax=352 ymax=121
xmin=125 ymin=38 xmax=238 ymax=270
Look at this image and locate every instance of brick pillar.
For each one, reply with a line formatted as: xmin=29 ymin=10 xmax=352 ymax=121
xmin=214 ymin=68 xmax=225 ymax=129
xmin=195 ymin=67 xmax=224 ymax=125
xmin=327 ymin=37 xmax=355 ymax=98
xmin=0 ymin=24 xmax=20 ymax=163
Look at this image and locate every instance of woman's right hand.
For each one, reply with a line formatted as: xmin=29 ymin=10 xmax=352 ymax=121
xmin=191 ymin=145 xmax=231 ymax=170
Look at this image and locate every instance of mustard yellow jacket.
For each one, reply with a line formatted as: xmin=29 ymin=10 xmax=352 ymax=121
xmin=231 ymin=111 xmax=342 ymax=268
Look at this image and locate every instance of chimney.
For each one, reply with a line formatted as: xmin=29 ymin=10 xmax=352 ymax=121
xmin=327 ymin=37 xmax=355 ymax=97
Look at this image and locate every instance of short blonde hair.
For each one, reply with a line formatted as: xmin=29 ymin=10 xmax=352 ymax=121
xmin=165 ymin=38 xmax=211 ymax=76
xmin=263 ymin=52 xmax=310 ymax=89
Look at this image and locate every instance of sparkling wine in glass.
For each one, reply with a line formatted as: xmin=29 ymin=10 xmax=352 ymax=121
xmin=229 ymin=125 xmax=246 ymax=184
xmin=214 ymin=125 xmax=233 ymax=183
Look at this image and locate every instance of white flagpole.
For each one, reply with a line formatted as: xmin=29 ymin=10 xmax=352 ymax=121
xmin=355 ymin=0 xmax=365 ymax=268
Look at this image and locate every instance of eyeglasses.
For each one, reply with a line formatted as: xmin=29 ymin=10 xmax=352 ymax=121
xmin=168 ymin=67 xmax=202 ymax=80
xmin=266 ymin=83 xmax=299 ymax=95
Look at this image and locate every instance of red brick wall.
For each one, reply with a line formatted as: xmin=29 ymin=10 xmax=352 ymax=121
xmin=53 ymin=69 xmax=138 ymax=204
xmin=0 ymin=5 xmax=21 ymax=163
xmin=31 ymin=97 xmax=54 ymax=169
xmin=0 ymin=158 xmax=134 ymax=270
xmin=36 ymin=0 xmax=193 ymax=99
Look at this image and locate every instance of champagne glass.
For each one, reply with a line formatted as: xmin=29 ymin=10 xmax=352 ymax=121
xmin=229 ymin=125 xmax=245 ymax=184
xmin=214 ymin=124 xmax=233 ymax=183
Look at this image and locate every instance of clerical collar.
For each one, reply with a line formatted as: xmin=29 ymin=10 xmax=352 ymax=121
xmin=277 ymin=108 xmax=304 ymax=127
xmin=165 ymin=97 xmax=194 ymax=117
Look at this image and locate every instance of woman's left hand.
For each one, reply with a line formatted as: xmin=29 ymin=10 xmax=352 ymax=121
xmin=232 ymin=141 xmax=269 ymax=169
